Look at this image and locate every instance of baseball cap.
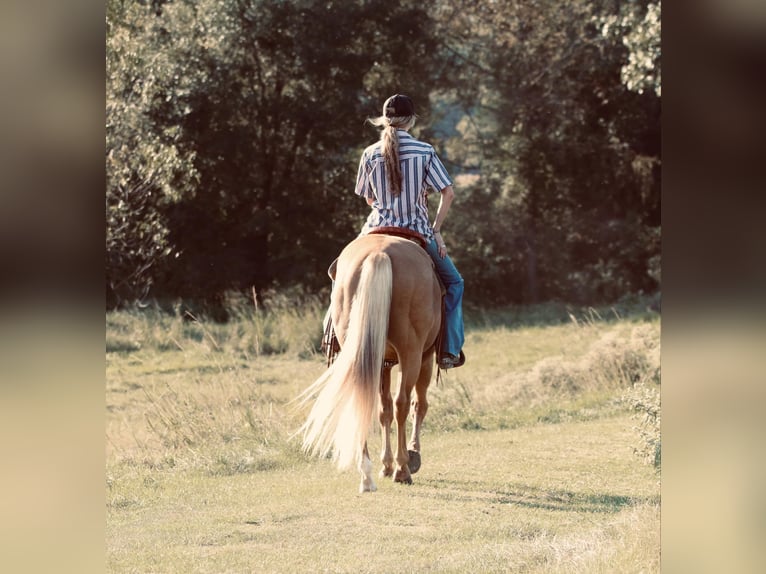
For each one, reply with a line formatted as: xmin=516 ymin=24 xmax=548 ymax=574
xmin=383 ymin=94 xmax=415 ymax=117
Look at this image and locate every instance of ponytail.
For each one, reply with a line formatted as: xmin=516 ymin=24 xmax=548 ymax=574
xmin=367 ymin=114 xmax=416 ymax=196
xmin=381 ymin=125 xmax=402 ymax=195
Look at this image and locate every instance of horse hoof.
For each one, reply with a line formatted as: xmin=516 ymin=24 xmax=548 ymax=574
xmin=394 ymin=471 xmax=412 ymax=485
xmin=407 ymin=450 xmax=421 ymax=474
xmin=359 ymin=481 xmax=377 ymax=493
xmin=380 ymin=467 xmax=393 ymax=478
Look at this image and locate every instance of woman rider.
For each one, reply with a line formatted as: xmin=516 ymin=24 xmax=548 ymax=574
xmin=354 ymin=94 xmax=465 ymax=369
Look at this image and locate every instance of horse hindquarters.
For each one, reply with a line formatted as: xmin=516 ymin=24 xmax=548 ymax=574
xmin=301 ymin=252 xmax=392 ymax=473
xmin=302 ymin=235 xmax=439 ymax=491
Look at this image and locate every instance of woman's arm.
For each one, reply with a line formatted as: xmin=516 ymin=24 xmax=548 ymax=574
xmin=432 ymin=185 xmax=454 ymax=258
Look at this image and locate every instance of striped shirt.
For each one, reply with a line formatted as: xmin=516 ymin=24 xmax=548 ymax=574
xmin=355 ymin=130 xmax=453 ymax=241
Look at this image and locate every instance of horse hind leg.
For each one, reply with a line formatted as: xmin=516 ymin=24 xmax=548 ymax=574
xmin=379 ymin=365 xmax=394 ymax=478
xmin=359 ymin=442 xmax=377 ymax=493
xmin=393 ymin=355 xmax=420 ymax=485
xmin=408 ymin=354 xmax=434 ymax=474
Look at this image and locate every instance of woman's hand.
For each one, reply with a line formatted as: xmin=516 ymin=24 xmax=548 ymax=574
xmin=432 ymin=186 xmax=453 ymax=259
xmin=434 ymin=230 xmax=447 ymax=259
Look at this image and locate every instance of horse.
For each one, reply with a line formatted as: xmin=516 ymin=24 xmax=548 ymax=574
xmin=299 ymin=233 xmax=441 ymax=492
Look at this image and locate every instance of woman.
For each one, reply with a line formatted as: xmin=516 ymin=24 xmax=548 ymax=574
xmin=354 ymin=94 xmax=465 ymax=369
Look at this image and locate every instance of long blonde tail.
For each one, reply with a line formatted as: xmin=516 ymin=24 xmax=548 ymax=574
xmin=300 ymin=252 xmax=392 ymax=470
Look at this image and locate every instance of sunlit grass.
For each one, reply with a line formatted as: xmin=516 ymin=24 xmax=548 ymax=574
xmin=106 ymin=296 xmax=660 ymax=572
xmin=107 ymin=420 xmax=659 ymax=573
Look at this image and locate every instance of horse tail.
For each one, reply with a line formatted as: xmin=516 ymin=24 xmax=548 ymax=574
xmin=300 ymin=252 xmax=391 ymax=470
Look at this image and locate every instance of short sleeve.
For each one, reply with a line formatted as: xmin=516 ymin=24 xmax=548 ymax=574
xmin=354 ymin=152 xmax=374 ymax=199
xmin=425 ymin=151 xmax=453 ymax=192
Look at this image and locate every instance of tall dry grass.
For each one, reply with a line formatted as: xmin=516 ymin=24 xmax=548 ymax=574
xmin=106 ymin=288 xmax=328 ymax=358
xmin=107 ymin=296 xmax=660 ymax=476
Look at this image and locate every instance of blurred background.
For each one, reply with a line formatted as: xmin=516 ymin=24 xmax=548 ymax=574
xmin=106 ymin=0 xmax=661 ymax=314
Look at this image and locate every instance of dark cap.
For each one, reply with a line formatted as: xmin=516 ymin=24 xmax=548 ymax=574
xmin=383 ymin=94 xmax=415 ymax=117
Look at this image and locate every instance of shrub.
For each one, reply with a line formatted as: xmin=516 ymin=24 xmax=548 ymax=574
xmin=522 ymin=321 xmax=661 ymax=469
xmin=623 ymin=381 xmax=661 ymax=470
xmin=526 ymin=322 xmax=659 ymax=395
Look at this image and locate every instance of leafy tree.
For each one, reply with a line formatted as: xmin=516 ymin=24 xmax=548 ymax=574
xmin=106 ymin=0 xmax=442 ymax=308
xmin=106 ymin=0 xmax=199 ymax=305
xmin=605 ymin=1 xmax=661 ymax=97
xmin=431 ymin=0 xmax=661 ymax=304
xmin=107 ymin=0 xmax=662 ymax=308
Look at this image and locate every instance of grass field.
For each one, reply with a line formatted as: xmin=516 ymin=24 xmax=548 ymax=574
xmin=106 ymin=297 xmax=660 ymax=573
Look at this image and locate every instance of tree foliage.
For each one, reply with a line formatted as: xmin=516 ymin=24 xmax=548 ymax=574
xmin=107 ymin=0 xmax=441 ymax=308
xmin=106 ymin=0 xmax=661 ymax=309
xmin=107 ymin=0 xmax=200 ymax=305
xmin=431 ymin=0 xmax=661 ymax=304
xmin=609 ymin=0 xmax=662 ymax=97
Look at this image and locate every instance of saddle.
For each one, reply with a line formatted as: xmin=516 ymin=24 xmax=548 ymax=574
xmin=322 ymin=229 xmax=447 ymax=369
xmin=367 ymin=226 xmax=427 ymax=250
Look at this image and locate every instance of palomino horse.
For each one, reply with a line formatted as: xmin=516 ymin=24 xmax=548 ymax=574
xmin=299 ymin=233 xmax=441 ymax=492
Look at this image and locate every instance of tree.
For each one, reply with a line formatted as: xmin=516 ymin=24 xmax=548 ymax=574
xmin=431 ymin=0 xmax=661 ymax=304
xmin=106 ymin=0 xmax=443 ymax=308
xmin=106 ymin=0 xmax=199 ymax=305
xmin=107 ymin=0 xmax=662 ymax=308
xmin=606 ymin=1 xmax=661 ymax=97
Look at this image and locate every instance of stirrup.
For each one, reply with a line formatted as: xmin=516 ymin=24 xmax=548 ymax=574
xmin=438 ymin=350 xmax=465 ymax=370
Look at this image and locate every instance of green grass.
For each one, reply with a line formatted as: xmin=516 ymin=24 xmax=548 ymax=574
xmin=106 ymin=300 xmax=660 ymax=573
xmin=107 ymin=419 xmax=659 ymax=573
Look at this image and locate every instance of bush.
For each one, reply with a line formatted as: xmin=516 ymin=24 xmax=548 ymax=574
xmin=525 ymin=322 xmax=660 ymax=395
xmin=523 ymin=321 xmax=661 ymax=469
xmin=623 ymin=381 xmax=661 ymax=470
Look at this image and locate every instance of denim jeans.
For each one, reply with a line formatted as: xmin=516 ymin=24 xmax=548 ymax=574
xmin=425 ymin=238 xmax=465 ymax=357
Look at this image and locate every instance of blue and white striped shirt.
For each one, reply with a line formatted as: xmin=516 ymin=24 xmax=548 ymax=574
xmin=355 ymin=130 xmax=453 ymax=242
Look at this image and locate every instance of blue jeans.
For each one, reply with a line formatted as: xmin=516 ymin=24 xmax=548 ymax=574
xmin=425 ymin=238 xmax=465 ymax=357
